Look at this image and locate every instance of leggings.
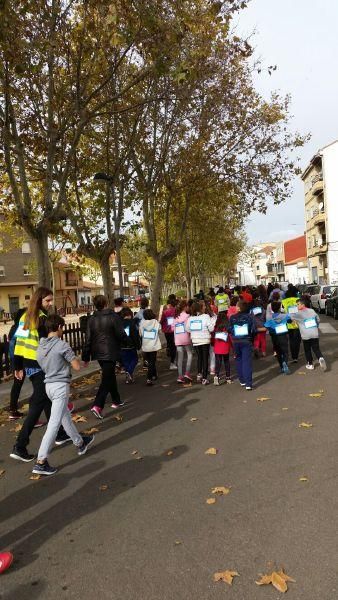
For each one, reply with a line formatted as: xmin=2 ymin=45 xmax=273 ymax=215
xmin=195 ymin=344 xmax=210 ymax=380
xmin=165 ymin=332 xmax=177 ymax=363
xmin=215 ymin=354 xmax=230 ymax=378
xmin=176 ymin=345 xmax=193 ymax=377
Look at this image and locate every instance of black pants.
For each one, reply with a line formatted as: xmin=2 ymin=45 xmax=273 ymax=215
xmin=165 ymin=332 xmax=176 ymax=363
xmin=95 ymin=361 xmax=121 ymax=408
xmin=144 ymin=351 xmax=157 ymax=380
xmin=271 ymin=333 xmax=289 ymax=369
xmin=10 ymin=373 xmax=25 ymax=413
xmin=288 ymin=329 xmax=301 ymax=360
xmin=215 ymin=354 xmax=230 ymax=378
xmin=196 ymin=344 xmax=210 ymax=380
xmin=303 ymin=338 xmax=323 ymax=364
xmin=16 ymin=370 xmax=52 ymax=452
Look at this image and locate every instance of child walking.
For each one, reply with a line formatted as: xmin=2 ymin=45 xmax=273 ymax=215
xmin=290 ymin=296 xmax=327 ymax=371
xmin=34 ymin=314 xmax=94 ymax=476
xmin=120 ymin=307 xmax=141 ymax=383
xmin=172 ymin=300 xmax=193 ymax=384
xmin=186 ymin=301 xmax=216 ymax=385
xmin=251 ymin=299 xmax=267 ymax=358
xmin=228 ymin=299 xmax=256 ymax=390
xmin=227 ymin=296 xmax=239 ymax=319
xmin=213 ymin=311 xmax=232 ymax=385
xmin=264 ymin=301 xmax=291 ymax=374
xmin=160 ymin=297 xmax=177 ymax=370
xmin=139 ymin=309 xmax=162 ymax=385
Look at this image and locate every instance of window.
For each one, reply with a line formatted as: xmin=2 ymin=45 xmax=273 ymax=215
xmin=87 ymin=296 xmax=91 ymax=304
xmin=22 ymin=242 xmax=31 ymax=254
xmin=256 ymin=266 xmax=260 ymax=271
xmin=124 ymin=274 xmax=129 ymax=284
xmin=24 ymin=295 xmax=30 ymax=300
xmin=0 ymin=266 xmax=5 ymax=276
xmin=23 ymin=265 xmax=32 ymax=276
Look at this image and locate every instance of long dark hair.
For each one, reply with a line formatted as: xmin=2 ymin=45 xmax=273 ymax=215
xmin=215 ymin=311 xmax=228 ymax=331
xmin=24 ymin=286 xmax=53 ymax=329
xmin=175 ymin=299 xmax=187 ymax=318
xmin=190 ymin=301 xmax=201 ymax=316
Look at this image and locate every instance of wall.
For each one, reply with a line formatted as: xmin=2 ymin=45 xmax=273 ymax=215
xmin=0 ymin=285 xmax=35 ymax=313
xmin=323 ymin=142 xmax=338 ymax=284
xmin=284 ymin=236 xmax=307 ymax=264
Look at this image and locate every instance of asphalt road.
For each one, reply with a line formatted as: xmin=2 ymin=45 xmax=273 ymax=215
xmin=1 ymin=316 xmax=338 ymax=600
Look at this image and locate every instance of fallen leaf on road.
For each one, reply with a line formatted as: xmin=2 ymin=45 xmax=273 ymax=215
xmin=256 ymin=569 xmax=295 ymax=593
xmin=183 ymin=383 xmax=192 ymax=388
xmin=309 ymin=392 xmax=323 ymax=398
xmin=131 ymin=450 xmax=138 ymax=455
xmin=135 ymin=456 xmax=143 ymax=460
xmin=298 ymin=371 xmax=306 ymax=375
xmin=206 ymin=498 xmax=216 ymax=505
xmin=190 ymin=417 xmax=198 ymax=422
xmin=83 ymin=427 xmax=99 ymax=435
xmin=213 ymin=570 xmax=239 ymax=586
xmin=10 ymin=423 xmax=22 ymax=432
xmin=282 ymin=407 xmax=289 ymax=411
xmin=99 ymin=484 xmax=108 ymax=491
xmin=22 ymin=403 xmax=29 ymax=412
xmin=72 ymin=414 xmax=87 ymax=423
xmin=174 ymin=540 xmax=182 ymax=545
xmin=257 ymin=397 xmax=271 ymax=402
xmin=211 ymin=486 xmax=231 ymax=496
xmin=162 ymin=384 xmax=170 ymax=388
xmin=29 ymin=474 xmax=41 ymax=481
xmin=166 ymin=450 xmax=174 ymax=456
xmin=113 ymin=414 xmax=123 ymax=422
xmin=84 ymin=395 xmax=96 ymax=401
xmin=298 ymin=422 xmax=313 ymax=428
xmin=299 ymin=476 xmax=309 ymax=482
xmin=205 ymin=447 xmax=217 ymax=455
xmin=0 ymin=469 xmax=5 ymax=478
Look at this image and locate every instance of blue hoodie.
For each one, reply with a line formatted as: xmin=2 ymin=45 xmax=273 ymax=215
xmin=264 ymin=312 xmax=291 ymax=335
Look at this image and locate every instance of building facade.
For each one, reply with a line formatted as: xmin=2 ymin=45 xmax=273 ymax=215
xmin=0 ymin=232 xmax=38 ymax=315
xmin=284 ymin=235 xmax=309 ymax=285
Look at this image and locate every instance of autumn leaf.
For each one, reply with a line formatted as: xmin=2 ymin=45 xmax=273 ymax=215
xmin=298 ymin=422 xmax=313 ymax=428
xmin=282 ymin=407 xmax=289 ymax=411
xmin=83 ymin=427 xmax=99 ymax=435
xmin=299 ymin=476 xmax=309 ymax=482
xmin=256 ymin=569 xmax=295 ymax=592
xmin=30 ymin=474 xmax=41 ymax=481
xmin=309 ymin=392 xmax=323 ymax=398
xmin=174 ymin=541 xmax=182 ymax=545
xmin=10 ymin=423 xmax=23 ymax=432
xmin=213 ymin=570 xmax=239 ymax=586
xmin=162 ymin=384 xmax=170 ymax=388
xmin=72 ymin=414 xmax=87 ymax=423
xmin=211 ymin=486 xmax=231 ymax=495
xmin=0 ymin=469 xmax=5 ymax=478
xmin=190 ymin=417 xmax=198 ymax=422
xmin=257 ymin=397 xmax=271 ymax=402
xmin=84 ymin=395 xmax=96 ymax=401
xmin=256 ymin=574 xmax=272 ymax=586
xmin=113 ymin=414 xmax=123 ymax=422
xmin=131 ymin=450 xmax=139 ymax=455
xmin=166 ymin=450 xmax=174 ymax=456
xmin=183 ymin=383 xmax=192 ymax=388
xmin=298 ymin=371 xmax=306 ymax=375
xmin=135 ymin=456 xmax=143 ymax=460
xmin=99 ymin=484 xmax=108 ymax=491
xmin=22 ymin=403 xmax=30 ymax=412
xmin=205 ymin=447 xmax=217 ymax=455
xmin=206 ymin=498 xmax=216 ymax=505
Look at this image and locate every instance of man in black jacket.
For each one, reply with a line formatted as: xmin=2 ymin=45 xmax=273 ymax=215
xmin=82 ymin=295 xmax=129 ymax=419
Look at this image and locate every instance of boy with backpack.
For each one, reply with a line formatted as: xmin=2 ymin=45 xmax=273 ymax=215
xmin=290 ymin=296 xmax=327 ymax=371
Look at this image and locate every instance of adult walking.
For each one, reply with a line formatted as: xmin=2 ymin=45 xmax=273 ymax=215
xmin=282 ymin=284 xmax=301 ymax=363
xmin=10 ymin=287 xmax=68 ymax=462
xmin=82 ymin=295 xmax=128 ymax=419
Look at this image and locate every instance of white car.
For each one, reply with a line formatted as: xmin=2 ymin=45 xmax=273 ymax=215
xmin=308 ymin=284 xmax=336 ymax=313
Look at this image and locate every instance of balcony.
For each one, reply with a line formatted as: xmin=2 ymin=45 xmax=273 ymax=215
xmin=312 ymin=174 xmax=324 ymax=195
xmin=313 ymin=210 xmax=325 ymax=226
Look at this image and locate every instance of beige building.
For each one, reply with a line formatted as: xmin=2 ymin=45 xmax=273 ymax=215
xmin=302 ymin=153 xmax=327 ymax=284
xmin=0 ymin=234 xmax=38 ymax=316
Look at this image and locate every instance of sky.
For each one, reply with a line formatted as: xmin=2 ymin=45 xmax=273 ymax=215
xmin=235 ymin=0 xmax=338 ymax=244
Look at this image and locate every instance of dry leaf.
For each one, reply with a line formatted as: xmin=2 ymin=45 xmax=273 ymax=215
xmin=162 ymin=384 xmax=170 ymax=388
xmin=0 ymin=469 xmax=5 ymax=478
xmin=211 ymin=486 xmax=231 ymax=496
xmin=99 ymin=484 xmax=108 ymax=491
xmin=174 ymin=541 xmax=182 ymax=545
xmin=257 ymin=397 xmax=271 ymax=402
xmin=206 ymin=498 xmax=216 ymax=505
xmin=298 ymin=371 xmax=306 ymax=375
xmin=10 ymin=423 xmax=22 ymax=433
xmin=299 ymin=476 xmax=309 ymax=482
xmin=309 ymin=393 xmax=323 ymax=398
xmin=256 ymin=569 xmax=295 ymax=593
xmin=113 ymin=414 xmax=123 ymax=422
xmin=131 ymin=450 xmax=138 ymax=455
xmin=82 ymin=427 xmax=99 ymax=435
xmin=84 ymin=395 xmax=96 ymax=401
xmin=205 ymin=447 xmax=217 ymax=455
xmin=190 ymin=417 xmax=198 ymax=422
xmin=72 ymin=414 xmax=87 ymax=423
xmin=135 ymin=456 xmax=143 ymax=460
xmin=256 ymin=574 xmax=273 ymax=586
xmin=183 ymin=383 xmax=192 ymax=388
xmin=282 ymin=407 xmax=289 ymax=411
xmin=30 ymin=474 xmax=41 ymax=481
xmin=21 ymin=403 xmax=29 ymax=412
xmin=277 ymin=569 xmax=296 ymax=583
xmin=166 ymin=450 xmax=174 ymax=456
xmin=213 ymin=570 xmax=239 ymax=586
xmin=298 ymin=422 xmax=313 ymax=428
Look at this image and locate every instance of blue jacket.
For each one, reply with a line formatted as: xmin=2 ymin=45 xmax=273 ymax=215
xmin=264 ymin=313 xmax=291 ymax=334
xmin=229 ymin=312 xmax=256 ymax=343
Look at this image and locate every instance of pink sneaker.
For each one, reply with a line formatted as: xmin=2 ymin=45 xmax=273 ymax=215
xmin=91 ymin=406 xmax=103 ymax=420
xmin=177 ymin=376 xmax=185 ymax=384
xmin=184 ymin=372 xmax=192 ymax=382
xmin=0 ymin=551 xmax=13 ymax=574
xmin=67 ymin=402 xmax=74 ymax=413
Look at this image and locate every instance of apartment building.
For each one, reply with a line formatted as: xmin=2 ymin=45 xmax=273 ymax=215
xmin=0 ymin=232 xmax=38 ymax=315
xmin=302 ymin=140 xmax=338 ymax=284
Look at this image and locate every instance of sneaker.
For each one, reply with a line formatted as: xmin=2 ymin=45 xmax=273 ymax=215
xmin=32 ymin=460 xmax=57 ymax=476
xmin=78 ymin=434 xmax=95 ymax=456
xmin=0 ymin=551 xmax=13 ymax=574
xmin=262 ymin=352 xmax=266 ymax=357
xmin=9 ymin=410 xmax=24 ymax=420
xmin=226 ymin=378 xmax=232 ymax=384
xmin=319 ymin=357 xmax=327 ymax=372
xmin=55 ymin=433 xmax=72 ymax=446
xmin=202 ymin=379 xmax=210 ymax=385
xmin=177 ymin=376 xmax=185 ymax=384
xmin=245 ymin=386 xmax=253 ymax=391
xmin=184 ymin=372 xmax=192 ymax=382
xmin=111 ymin=401 xmax=124 ymax=409
xmin=282 ymin=361 xmax=290 ymax=375
xmin=91 ymin=405 xmax=103 ymax=420
xmin=196 ymin=373 xmax=203 ymax=383
xmin=125 ymin=373 xmax=133 ymax=384
xmin=67 ymin=402 xmax=75 ymax=413
xmin=306 ymin=363 xmax=314 ymax=370
xmin=240 ymin=382 xmax=246 ymax=387
xmin=210 ymin=371 xmax=216 ymax=376
xmin=34 ymin=421 xmax=46 ymax=429
xmin=169 ymin=363 xmax=178 ymax=370
xmin=10 ymin=446 xmax=35 ymax=462
xmin=146 ymin=379 xmax=153 ymax=386
xmin=213 ymin=375 xmax=220 ymax=386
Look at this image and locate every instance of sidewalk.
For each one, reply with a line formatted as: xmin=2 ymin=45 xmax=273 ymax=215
xmin=0 ymin=361 xmax=100 ymax=408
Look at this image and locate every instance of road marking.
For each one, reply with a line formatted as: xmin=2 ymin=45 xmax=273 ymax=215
xmin=319 ymin=323 xmax=337 ymax=334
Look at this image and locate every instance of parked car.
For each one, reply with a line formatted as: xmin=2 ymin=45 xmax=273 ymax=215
xmin=325 ymin=288 xmax=338 ymax=318
xmin=296 ymin=284 xmax=311 ymax=295
xmin=308 ymin=285 xmax=337 ymax=313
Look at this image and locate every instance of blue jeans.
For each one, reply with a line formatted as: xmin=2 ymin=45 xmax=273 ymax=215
xmin=234 ymin=342 xmax=252 ymax=387
xmin=121 ymin=349 xmax=138 ymax=376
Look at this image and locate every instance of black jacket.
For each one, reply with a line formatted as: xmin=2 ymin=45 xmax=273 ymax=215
xmin=120 ymin=318 xmax=141 ymax=351
xmin=82 ymin=308 xmax=128 ymax=362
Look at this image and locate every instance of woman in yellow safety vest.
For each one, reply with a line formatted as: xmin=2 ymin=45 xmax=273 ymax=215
xmin=282 ymin=284 xmax=301 ymax=363
xmin=10 ymin=287 xmax=65 ymax=462
xmin=215 ymin=286 xmax=230 ymax=312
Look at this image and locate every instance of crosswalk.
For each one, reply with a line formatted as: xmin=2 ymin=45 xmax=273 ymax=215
xmin=319 ymin=322 xmax=337 ymax=334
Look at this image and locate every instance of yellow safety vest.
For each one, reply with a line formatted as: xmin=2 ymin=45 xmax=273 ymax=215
xmin=14 ymin=310 xmax=45 ymax=361
xmin=281 ymin=297 xmax=299 ymax=330
xmin=215 ymin=293 xmax=230 ymax=310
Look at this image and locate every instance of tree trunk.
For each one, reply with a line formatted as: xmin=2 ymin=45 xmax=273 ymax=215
xmin=35 ymin=231 xmax=52 ymax=288
xmin=151 ymin=257 xmax=164 ymax=317
xmin=115 ymin=241 xmax=124 ymax=298
xmin=185 ymin=236 xmax=193 ymax=299
xmin=99 ymin=255 xmax=114 ymax=308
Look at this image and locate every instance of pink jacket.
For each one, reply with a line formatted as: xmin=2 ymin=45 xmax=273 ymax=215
xmin=171 ymin=311 xmax=191 ymax=346
xmin=227 ymin=306 xmax=238 ymax=319
xmin=160 ymin=306 xmax=176 ymax=333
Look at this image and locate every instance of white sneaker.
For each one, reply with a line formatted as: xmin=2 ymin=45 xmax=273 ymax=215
xmin=169 ymin=363 xmax=178 ymax=370
xmin=213 ymin=375 xmax=220 ymax=386
xmin=319 ymin=357 xmax=327 ymax=372
xmin=245 ymin=386 xmax=252 ymax=390
xmin=196 ymin=373 xmax=203 ymax=383
xmin=306 ymin=363 xmax=314 ymax=370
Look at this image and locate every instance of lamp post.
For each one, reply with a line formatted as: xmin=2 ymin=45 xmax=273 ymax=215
xmin=93 ymin=172 xmax=124 ymax=298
